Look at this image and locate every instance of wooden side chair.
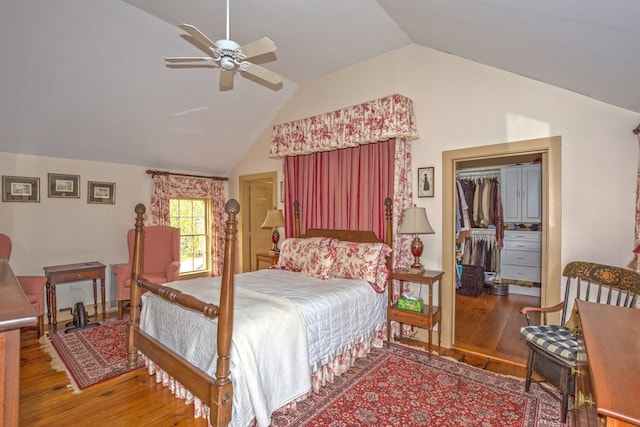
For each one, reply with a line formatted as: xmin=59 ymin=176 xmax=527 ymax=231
xmin=0 ymin=233 xmax=47 ymax=337
xmin=520 ymin=261 xmax=640 ymax=423
xmin=112 ymin=226 xmax=180 ymax=319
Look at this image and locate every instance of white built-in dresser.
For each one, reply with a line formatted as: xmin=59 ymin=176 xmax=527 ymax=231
xmin=500 ymin=230 xmax=541 ymax=283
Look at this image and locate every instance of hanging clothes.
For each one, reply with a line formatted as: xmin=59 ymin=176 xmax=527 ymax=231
xmin=456 ymin=176 xmax=504 ymax=248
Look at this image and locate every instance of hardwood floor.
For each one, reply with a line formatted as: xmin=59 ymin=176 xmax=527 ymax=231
xmin=19 ymin=301 xmax=538 ymax=426
xmin=454 ymin=291 xmax=540 ymax=366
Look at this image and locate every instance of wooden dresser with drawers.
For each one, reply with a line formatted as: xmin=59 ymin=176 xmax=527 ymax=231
xmin=574 ymin=300 xmax=640 ymax=426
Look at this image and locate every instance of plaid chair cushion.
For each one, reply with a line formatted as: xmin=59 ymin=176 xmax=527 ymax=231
xmin=521 ymin=325 xmax=578 ymax=362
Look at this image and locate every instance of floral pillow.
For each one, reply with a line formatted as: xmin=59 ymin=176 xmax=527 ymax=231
xmin=300 ymin=238 xmax=336 ymax=280
xmin=330 ymin=241 xmax=392 ymax=292
xmin=271 ymin=237 xmax=336 ymax=277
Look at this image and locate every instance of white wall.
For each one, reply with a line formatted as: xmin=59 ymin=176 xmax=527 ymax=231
xmin=0 ymin=153 xmax=154 ymax=309
xmin=230 ymin=43 xmax=640 ymax=270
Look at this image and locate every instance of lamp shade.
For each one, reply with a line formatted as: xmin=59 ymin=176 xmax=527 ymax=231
xmin=261 ymin=209 xmax=284 ymax=229
xmin=398 ymin=206 xmax=435 ymax=235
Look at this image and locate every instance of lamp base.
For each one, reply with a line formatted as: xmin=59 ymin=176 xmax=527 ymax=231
xmin=407 ymin=265 xmax=424 ymax=274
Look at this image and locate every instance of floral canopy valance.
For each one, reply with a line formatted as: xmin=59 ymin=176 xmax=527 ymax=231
xmin=270 ymin=94 xmax=419 ymax=158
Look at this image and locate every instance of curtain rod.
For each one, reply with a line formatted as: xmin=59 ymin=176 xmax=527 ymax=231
xmin=145 ymin=169 xmax=229 ymax=181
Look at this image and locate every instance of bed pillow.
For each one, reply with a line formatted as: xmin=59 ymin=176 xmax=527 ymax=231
xmin=299 ymin=237 xmax=336 ymax=279
xmin=330 ymin=241 xmax=392 ymax=292
xmin=272 ymin=237 xmax=336 ymax=275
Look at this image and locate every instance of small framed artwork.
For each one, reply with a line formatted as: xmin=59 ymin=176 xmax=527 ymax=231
xmin=87 ymin=181 xmax=116 ymax=204
xmin=48 ymin=173 xmax=80 ymax=198
xmin=2 ymin=175 xmax=40 ymax=202
xmin=417 ymin=167 xmax=435 ymax=198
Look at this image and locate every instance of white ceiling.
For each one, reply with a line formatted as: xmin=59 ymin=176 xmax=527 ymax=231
xmin=1 ymin=0 xmax=638 ymax=175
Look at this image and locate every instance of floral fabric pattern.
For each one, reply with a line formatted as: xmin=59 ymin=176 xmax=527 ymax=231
xmin=149 ymin=174 xmax=226 ymax=276
xmin=271 ymin=237 xmax=333 ymax=279
xmin=330 ymin=241 xmax=392 ymax=292
xmin=270 ymin=94 xmax=419 ymax=158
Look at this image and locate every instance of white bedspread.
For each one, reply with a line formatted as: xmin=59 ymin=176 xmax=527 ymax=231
xmin=139 ymin=269 xmax=386 ymax=427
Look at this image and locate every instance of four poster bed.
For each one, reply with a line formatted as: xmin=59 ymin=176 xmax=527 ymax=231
xmin=126 ymin=198 xmax=394 ymax=427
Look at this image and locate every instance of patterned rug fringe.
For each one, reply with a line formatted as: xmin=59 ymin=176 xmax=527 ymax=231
xmin=38 ymin=335 xmax=81 ymax=394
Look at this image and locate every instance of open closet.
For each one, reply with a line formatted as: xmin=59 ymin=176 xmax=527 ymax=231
xmin=453 ymin=153 xmax=543 ymax=364
xmin=441 ymin=136 xmax=562 ymax=365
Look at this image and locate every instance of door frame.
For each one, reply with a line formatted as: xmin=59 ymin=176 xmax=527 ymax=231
xmin=239 ymin=171 xmax=277 ymax=273
xmin=441 ymin=136 xmax=562 ymax=350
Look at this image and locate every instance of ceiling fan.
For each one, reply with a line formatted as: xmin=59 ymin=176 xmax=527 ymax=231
xmin=165 ymin=0 xmax=282 ymax=90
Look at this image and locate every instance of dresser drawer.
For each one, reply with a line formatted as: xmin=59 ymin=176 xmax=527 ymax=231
xmin=501 ymin=264 xmax=541 ymax=282
xmin=502 ymin=249 xmax=540 ymax=266
xmin=504 ymin=231 xmax=541 ymax=241
xmin=502 ymin=239 xmax=541 ymax=251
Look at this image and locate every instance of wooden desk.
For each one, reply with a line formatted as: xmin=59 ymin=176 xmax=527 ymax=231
xmin=0 ymin=258 xmax=37 ymax=426
xmin=43 ymin=261 xmax=106 ymax=332
xmin=255 ymin=253 xmax=279 ymax=270
xmin=387 ymin=268 xmax=444 ymax=355
xmin=575 ymin=300 xmax=640 ymax=427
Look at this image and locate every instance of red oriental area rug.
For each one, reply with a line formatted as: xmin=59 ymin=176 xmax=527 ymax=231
xmin=271 ymin=343 xmax=566 ymax=426
xmin=41 ymin=317 xmax=143 ymax=391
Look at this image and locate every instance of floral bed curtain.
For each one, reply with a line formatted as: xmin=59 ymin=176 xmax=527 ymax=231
xmin=272 ymin=94 xmax=420 ymax=336
xmin=150 ymin=174 xmax=226 ymax=276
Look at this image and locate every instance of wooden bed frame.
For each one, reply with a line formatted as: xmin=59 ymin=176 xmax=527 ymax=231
xmin=126 ymin=197 xmax=393 ymax=426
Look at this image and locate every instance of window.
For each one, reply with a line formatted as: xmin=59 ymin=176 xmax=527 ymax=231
xmin=169 ymin=198 xmax=210 ymax=275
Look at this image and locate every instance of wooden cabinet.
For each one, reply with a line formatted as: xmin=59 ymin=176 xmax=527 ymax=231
xmin=501 ymin=164 xmax=541 ymax=223
xmin=0 ymin=258 xmax=38 ymax=426
xmin=574 ymin=300 xmax=640 ymax=427
xmin=387 ymin=269 xmax=444 ymax=355
xmin=500 ymin=231 xmax=541 ymax=282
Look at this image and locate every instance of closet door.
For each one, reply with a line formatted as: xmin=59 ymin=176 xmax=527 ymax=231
xmin=521 ymin=165 xmax=541 ymax=223
xmin=500 ymin=164 xmax=541 ymax=223
xmin=501 ymin=167 xmax=522 ymax=223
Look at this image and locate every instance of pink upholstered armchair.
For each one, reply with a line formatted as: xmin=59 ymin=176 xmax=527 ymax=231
xmin=0 ymin=233 xmax=47 ymax=337
xmin=113 ymin=226 xmax=180 ymax=319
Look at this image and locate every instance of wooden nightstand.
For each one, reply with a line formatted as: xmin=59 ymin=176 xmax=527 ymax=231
xmin=387 ymin=268 xmax=444 ymax=355
xmin=255 ymin=253 xmax=279 ymax=270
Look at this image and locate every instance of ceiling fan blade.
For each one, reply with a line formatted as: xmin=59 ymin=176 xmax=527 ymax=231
xmin=165 ymin=57 xmax=213 ymax=63
xmin=239 ymin=37 xmax=277 ymax=59
xmin=181 ymin=34 xmax=216 ymax=56
xmin=219 ymin=70 xmax=234 ymax=90
xmin=179 ymin=23 xmax=217 ymax=49
xmin=241 ymin=62 xmax=282 ymax=85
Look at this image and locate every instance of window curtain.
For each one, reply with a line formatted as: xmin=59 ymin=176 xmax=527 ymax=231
xmin=273 ymin=94 xmax=419 ymax=337
xmin=150 ymin=174 xmax=226 ymax=276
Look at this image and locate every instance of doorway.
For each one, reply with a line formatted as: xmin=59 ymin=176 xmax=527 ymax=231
xmin=239 ymin=172 xmax=277 ymax=273
xmin=440 ymin=136 xmax=562 ymax=357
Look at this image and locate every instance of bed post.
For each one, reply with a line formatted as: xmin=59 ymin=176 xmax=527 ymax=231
xmin=384 ymin=197 xmax=393 ymax=268
xmin=293 ymin=200 xmax=301 ymax=238
xmin=211 ymin=199 xmax=239 ymax=427
xmin=384 ymin=197 xmax=393 ymax=246
xmin=127 ymin=203 xmax=146 ymax=369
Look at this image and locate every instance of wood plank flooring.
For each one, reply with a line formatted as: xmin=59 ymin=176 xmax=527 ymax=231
xmin=19 ymin=297 xmax=539 ymax=426
xmin=453 ymin=291 xmax=540 ymax=366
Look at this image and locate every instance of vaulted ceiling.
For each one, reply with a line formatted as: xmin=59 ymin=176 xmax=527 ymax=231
xmin=1 ymin=0 xmax=638 ymax=174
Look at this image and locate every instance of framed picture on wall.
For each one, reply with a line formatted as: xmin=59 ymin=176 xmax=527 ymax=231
xmin=418 ymin=167 xmax=434 ymax=198
xmin=87 ymin=181 xmax=116 ymax=204
xmin=2 ymin=175 xmax=40 ymax=202
xmin=48 ymin=173 xmax=80 ymax=198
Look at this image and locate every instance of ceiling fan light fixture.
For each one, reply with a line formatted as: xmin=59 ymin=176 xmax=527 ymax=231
xmin=220 ymin=56 xmax=235 ymax=70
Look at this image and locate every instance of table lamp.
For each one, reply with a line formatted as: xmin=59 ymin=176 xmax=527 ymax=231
xmin=261 ymin=209 xmax=284 ymax=254
xmin=398 ymin=205 xmax=435 ymax=273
